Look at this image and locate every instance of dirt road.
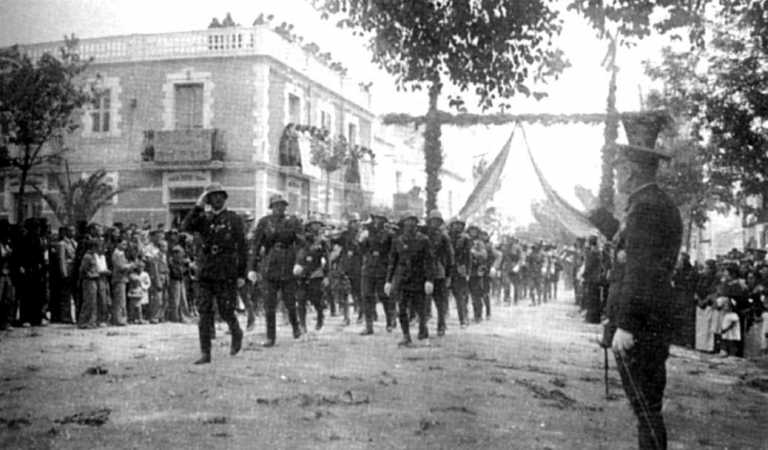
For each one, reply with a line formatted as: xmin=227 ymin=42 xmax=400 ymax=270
xmin=1 ymin=292 xmax=767 ymax=449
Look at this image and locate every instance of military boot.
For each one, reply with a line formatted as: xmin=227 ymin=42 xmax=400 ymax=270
xmin=315 ymin=310 xmax=324 ymax=331
xmin=230 ymin=325 xmax=243 ymax=356
xmin=195 ymin=326 xmax=212 ymax=364
xmin=264 ymin=313 xmax=276 ymax=347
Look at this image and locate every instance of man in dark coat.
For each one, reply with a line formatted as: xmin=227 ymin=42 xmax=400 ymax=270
xmin=294 ymin=216 xmax=328 ymax=333
xmin=182 ymin=183 xmax=246 ymax=364
xmin=385 ymin=214 xmax=435 ymax=345
xmin=359 ymin=213 xmax=395 ymax=335
xmin=604 ymin=141 xmax=683 ymax=450
xmin=332 ymin=213 xmax=363 ymax=323
xmin=448 ymin=218 xmax=471 ymax=327
xmin=248 ymin=194 xmax=304 ymax=347
xmin=583 ymin=235 xmax=603 ymax=324
xmin=425 ymin=210 xmax=454 ymax=336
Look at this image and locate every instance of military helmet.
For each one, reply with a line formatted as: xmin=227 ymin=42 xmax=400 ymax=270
xmin=307 ymin=212 xmax=324 ymax=226
xmin=202 ymin=182 xmax=228 ymax=200
xmin=427 ymin=209 xmax=443 ymax=225
xmin=347 ymin=212 xmax=361 ymax=223
xmin=269 ymin=194 xmax=289 ymax=208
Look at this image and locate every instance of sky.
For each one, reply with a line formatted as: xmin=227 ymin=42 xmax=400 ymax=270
xmin=0 ymin=0 xmax=676 ymax=224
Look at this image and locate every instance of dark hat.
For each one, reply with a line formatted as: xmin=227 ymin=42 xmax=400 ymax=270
xmin=615 ymin=111 xmax=671 ymax=165
xmin=269 ymin=194 xmax=288 ymax=208
xmin=203 ymin=182 xmax=228 ymax=200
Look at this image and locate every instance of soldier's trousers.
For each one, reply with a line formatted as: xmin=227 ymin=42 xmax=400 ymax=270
xmin=362 ymin=276 xmax=394 ymax=330
xmin=348 ymin=272 xmax=362 ymax=317
xmin=615 ymin=339 xmax=669 ymax=450
xmin=197 ymin=280 xmax=241 ymax=355
xmin=469 ymin=276 xmax=485 ymax=321
xmin=297 ymin=278 xmax=325 ymax=329
xmin=482 ymin=276 xmax=492 ymax=317
xmin=264 ymin=278 xmax=299 ymax=342
xmin=450 ymin=275 xmax=469 ymax=325
xmin=398 ymin=289 xmax=427 ymax=338
xmin=432 ymin=279 xmax=448 ymax=332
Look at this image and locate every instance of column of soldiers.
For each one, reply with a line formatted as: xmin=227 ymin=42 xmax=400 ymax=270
xmin=183 ymin=184 xmax=568 ymax=363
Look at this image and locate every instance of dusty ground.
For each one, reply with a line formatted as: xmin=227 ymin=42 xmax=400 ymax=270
xmin=1 ymin=291 xmax=767 ymax=450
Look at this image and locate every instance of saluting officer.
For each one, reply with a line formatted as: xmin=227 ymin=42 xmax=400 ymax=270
xmin=359 ymin=212 xmax=396 ymax=335
xmin=425 ymin=210 xmax=454 ymax=336
xmin=248 ymin=194 xmax=304 ymax=347
xmin=385 ymin=214 xmax=436 ymax=345
xmin=181 ymin=183 xmax=246 ymax=365
xmin=294 ymin=214 xmax=329 ymax=333
xmin=448 ymin=218 xmax=471 ymax=327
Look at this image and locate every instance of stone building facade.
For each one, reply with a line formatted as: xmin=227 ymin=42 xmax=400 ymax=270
xmin=3 ymin=25 xmax=375 ymax=226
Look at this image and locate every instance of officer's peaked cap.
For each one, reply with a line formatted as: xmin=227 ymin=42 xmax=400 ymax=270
xmin=615 ymin=110 xmax=671 ymax=166
xmin=203 ymin=182 xmax=228 ymax=199
xmin=269 ymin=194 xmax=289 ymax=208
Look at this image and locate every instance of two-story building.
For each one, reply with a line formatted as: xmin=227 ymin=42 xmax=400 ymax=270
xmin=4 ymin=25 xmax=375 ymax=226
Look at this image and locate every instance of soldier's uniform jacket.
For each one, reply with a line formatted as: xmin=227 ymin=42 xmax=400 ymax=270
xmin=249 ymin=213 xmax=304 ymax=281
xmin=296 ymin=236 xmax=328 ymax=279
xmin=181 ymin=206 xmax=247 ymax=282
xmin=360 ymin=224 xmax=393 ymax=279
xmin=500 ymin=244 xmax=521 ymax=276
xmin=526 ymin=250 xmax=544 ymax=280
xmin=427 ymin=227 xmax=455 ymax=280
xmin=332 ymin=229 xmax=362 ymax=278
xmin=387 ymin=230 xmax=436 ymax=291
xmin=607 ymin=183 xmax=682 ymax=338
xmin=449 ymin=230 xmax=471 ymax=277
xmin=468 ymin=237 xmax=488 ymax=277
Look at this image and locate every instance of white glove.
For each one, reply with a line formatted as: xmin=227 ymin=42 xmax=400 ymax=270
xmin=358 ymin=229 xmax=369 ymax=242
xmin=195 ymin=191 xmax=207 ymax=207
xmin=490 ymin=267 xmax=497 ymax=278
xmin=384 ymin=282 xmax=392 ymax=296
xmin=424 ymin=281 xmax=434 ymax=295
xmin=247 ymin=270 xmax=259 ymax=283
xmin=292 ymin=264 xmax=303 ymax=277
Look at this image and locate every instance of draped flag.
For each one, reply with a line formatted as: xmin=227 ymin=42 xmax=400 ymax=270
xmin=519 ymin=125 xmax=600 ymax=238
xmin=457 ymin=127 xmax=515 ymax=221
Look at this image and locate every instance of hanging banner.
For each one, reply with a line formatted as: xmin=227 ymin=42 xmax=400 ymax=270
xmin=457 ymin=127 xmax=515 ymax=221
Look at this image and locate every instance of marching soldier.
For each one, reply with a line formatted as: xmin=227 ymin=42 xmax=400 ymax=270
xmin=359 ymin=212 xmax=396 ymax=335
xmin=181 ymin=183 xmax=246 ymax=365
xmin=466 ymin=225 xmax=488 ymax=322
xmin=294 ymin=215 xmax=328 ymax=333
xmin=331 ymin=213 xmax=364 ymax=323
xmin=248 ymin=194 xmax=304 ymax=347
xmin=384 ymin=214 xmax=435 ymax=345
xmin=448 ymin=218 xmax=471 ymax=328
xmin=425 ymin=210 xmax=454 ymax=336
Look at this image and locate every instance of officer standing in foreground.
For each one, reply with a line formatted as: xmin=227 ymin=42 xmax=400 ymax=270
xmin=181 ymin=183 xmax=246 ymax=365
xmin=385 ymin=214 xmax=435 ymax=345
xmin=249 ymin=194 xmax=304 ymax=347
xmin=604 ymin=140 xmax=682 ymax=450
xmin=425 ymin=210 xmax=454 ymax=336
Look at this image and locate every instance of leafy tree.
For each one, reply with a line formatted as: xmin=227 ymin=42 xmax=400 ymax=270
xmin=313 ymin=0 xmax=568 ymax=212
xmin=0 ymin=36 xmax=91 ymax=222
xmin=33 ymin=161 xmax=122 ymax=226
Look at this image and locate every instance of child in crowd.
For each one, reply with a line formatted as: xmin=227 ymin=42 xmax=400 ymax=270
xmin=167 ymin=245 xmax=190 ymax=323
xmin=138 ymin=261 xmax=152 ymax=320
xmin=127 ymin=262 xmax=146 ymax=324
xmin=720 ymin=299 xmax=741 ymax=357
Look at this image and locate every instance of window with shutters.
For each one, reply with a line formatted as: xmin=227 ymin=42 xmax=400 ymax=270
xmin=174 ymin=83 xmax=204 ymax=129
xmin=347 ymin=122 xmax=357 ymax=146
xmin=91 ymin=89 xmax=111 ymax=133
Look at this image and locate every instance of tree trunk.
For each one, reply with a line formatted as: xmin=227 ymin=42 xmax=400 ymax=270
xmin=16 ymin=161 xmax=29 ymax=224
xmin=423 ymin=79 xmax=443 ymax=213
xmin=324 ymin=169 xmax=331 ymax=217
xmin=599 ymin=38 xmax=619 ymax=212
xmin=685 ymin=211 xmax=694 ymax=253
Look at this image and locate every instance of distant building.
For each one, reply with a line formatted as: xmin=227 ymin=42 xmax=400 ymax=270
xmin=4 ymin=25 xmax=375 ymax=226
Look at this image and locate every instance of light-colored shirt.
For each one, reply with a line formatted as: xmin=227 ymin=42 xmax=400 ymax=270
xmin=721 ymin=312 xmax=741 ymax=341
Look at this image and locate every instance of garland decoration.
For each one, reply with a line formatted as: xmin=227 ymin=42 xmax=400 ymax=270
xmin=382 ymin=111 xmax=606 ymax=128
xmin=279 ymin=123 xmax=375 ymax=177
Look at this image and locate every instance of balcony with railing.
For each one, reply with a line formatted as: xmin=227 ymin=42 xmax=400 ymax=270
xmin=20 ymin=26 xmax=372 ymax=111
xmin=141 ymin=128 xmax=224 ymax=169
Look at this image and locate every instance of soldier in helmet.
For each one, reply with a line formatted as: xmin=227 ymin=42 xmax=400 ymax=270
xmin=248 ymin=194 xmax=304 ymax=347
xmin=448 ymin=218 xmax=471 ymax=327
xmin=385 ymin=214 xmax=435 ymax=345
xmin=330 ymin=213 xmax=364 ymax=324
xmin=181 ymin=183 xmax=246 ymax=364
xmin=425 ymin=210 xmax=454 ymax=336
xmin=467 ymin=225 xmax=488 ymax=322
xmin=294 ymin=214 xmax=329 ymax=333
xmin=358 ymin=212 xmax=396 ymax=335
